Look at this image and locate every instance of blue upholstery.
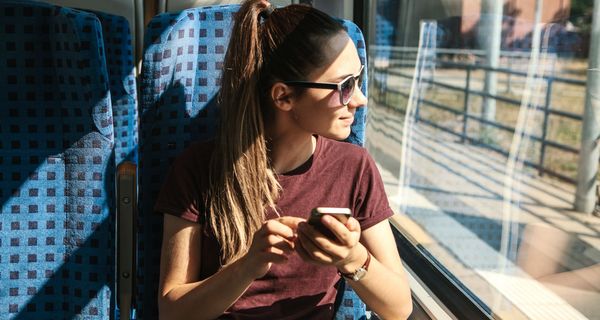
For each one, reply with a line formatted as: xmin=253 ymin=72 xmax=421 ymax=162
xmin=334 ymin=279 xmax=368 ymax=320
xmin=0 ymin=1 xmax=115 ymax=319
xmin=139 ymin=8 xmax=233 ymax=317
xmin=344 ymin=21 xmax=368 ymax=147
xmin=139 ymin=4 xmax=368 ymax=319
xmin=88 ymin=10 xmax=138 ymax=165
xmin=80 ymin=11 xmax=138 ymax=320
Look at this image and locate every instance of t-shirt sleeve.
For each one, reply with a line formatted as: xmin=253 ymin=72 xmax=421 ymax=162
xmin=353 ymin=151 xmax=394 ymax=231
xmin=154 ymin=144 xmax=206 ymax=223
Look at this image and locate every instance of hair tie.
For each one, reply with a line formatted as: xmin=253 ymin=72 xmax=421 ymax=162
xmin=259 ymin=4 xmax=274 ymax=20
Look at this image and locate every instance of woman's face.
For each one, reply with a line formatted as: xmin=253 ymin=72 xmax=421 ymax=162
xmin=288 ymin=32 xmax=367 ymax=140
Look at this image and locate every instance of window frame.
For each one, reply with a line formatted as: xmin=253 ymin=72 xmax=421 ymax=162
xmin=391 ymin=224 xmax=493 ymax=319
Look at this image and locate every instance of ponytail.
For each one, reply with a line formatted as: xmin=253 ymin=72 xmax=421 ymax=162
xmin=208 ymin=0 xmax=279 ymax=265
xmin=207 ymin=0 xmax=345 ymax=265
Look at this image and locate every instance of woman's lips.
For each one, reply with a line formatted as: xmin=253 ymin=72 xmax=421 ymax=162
xmin=340 ymin=115 xmax=354 ymax=126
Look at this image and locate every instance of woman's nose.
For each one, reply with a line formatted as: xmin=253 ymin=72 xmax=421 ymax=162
xmin=348 ymin=85 xmax=367 ymax=109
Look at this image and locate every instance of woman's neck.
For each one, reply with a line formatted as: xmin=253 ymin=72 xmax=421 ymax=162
xmin=268 ymin=133 xmax=316 ymax=174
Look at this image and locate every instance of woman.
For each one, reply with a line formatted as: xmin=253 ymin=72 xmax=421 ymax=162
xmin=155 ymin=0 xmax=412 ymax=319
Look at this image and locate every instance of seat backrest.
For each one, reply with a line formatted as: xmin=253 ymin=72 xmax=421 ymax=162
xmin=89 ymin=10 xmax=139 ymax=165
xmin=78 ymin=10 xmax=140 ymax=320
xmin=139 ymin=4 xmax=368 ymax=319
xmin=0 ymin=1 xmax=116 ymax=319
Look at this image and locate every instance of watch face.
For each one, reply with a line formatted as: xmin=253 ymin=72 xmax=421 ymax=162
xmin=352 ymin=267 xmax=367 ymax=281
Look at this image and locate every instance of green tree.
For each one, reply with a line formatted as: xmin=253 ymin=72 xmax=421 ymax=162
xmin=570 ymin=0 xmax=594 ymax=33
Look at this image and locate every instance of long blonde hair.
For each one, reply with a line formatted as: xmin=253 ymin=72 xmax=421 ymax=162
xmin=207 ymin=0 xmax=344 ymax=265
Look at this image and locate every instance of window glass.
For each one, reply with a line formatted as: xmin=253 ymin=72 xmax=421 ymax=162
xmin=366 ymin=1 xmax=600 ymax=319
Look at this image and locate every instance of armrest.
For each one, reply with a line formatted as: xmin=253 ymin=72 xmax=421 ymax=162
xmin=117 ymin=162 xmax=137 ymax=320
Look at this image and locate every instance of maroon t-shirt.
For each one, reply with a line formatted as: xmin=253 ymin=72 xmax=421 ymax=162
xmin=155 ymin=135 xmax=394 ymax=319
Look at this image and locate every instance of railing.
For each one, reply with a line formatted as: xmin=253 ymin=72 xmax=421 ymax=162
xmin=370 ymin=52 xmax=586 ymax=184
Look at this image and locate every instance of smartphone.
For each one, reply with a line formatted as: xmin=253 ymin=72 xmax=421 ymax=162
xmin=308 ymin=207 xmax=351 ymax=239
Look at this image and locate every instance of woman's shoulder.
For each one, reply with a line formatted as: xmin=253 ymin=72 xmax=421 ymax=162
xmin=319 ymin=136 xmax=370 ymax=160
xmin=172 ymin=138 xmax=216 ymax=169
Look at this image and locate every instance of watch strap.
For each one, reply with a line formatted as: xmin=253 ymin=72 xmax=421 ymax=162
xmin=338 ymin=250 xmax=371 ymax=281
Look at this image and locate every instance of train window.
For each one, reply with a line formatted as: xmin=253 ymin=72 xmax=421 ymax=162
xmin=365 ymin=0 xmax=600 ymax=319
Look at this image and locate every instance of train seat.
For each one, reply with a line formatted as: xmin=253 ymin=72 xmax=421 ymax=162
xmin=138 ymin=4 xmax=368 ymax=319
xmin=0 ymin=1 xmax=116 ymax=318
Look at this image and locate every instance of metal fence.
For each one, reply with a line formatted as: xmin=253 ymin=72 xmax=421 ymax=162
xmin=370 ymin=48 xmax=586 ymax=184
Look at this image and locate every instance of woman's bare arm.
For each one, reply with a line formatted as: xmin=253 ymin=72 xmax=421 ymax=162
xmin=296 ymin=217 xmax=413 ymax=320
xmin=158 ymin=214 xmax=302 ymax=320
xmin=158 ymin=214 xmax=254 ymax=320
xmin=348 ymin=220 xmax=413 ymax=319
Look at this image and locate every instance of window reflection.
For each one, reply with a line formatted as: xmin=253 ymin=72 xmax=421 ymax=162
xmin=367 ymin=1 xmax=600 ymax=319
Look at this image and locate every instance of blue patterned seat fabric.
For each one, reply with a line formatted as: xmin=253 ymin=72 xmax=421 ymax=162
xmin=0 ymin=1 xmax=116 ymax=319
xmin=80 ymin=10 xmax=139 ymax=320
xmin=88 ymin=10 xmax=139 ymax=165
xmin=139 ymin=4 xmax=368 ymax=319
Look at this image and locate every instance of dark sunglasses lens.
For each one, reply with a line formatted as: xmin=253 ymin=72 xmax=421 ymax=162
xmin=341 ymin=77 xmax=354 ymax=105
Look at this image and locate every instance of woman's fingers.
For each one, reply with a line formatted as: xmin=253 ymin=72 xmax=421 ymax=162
xmin=296 ymin=232 xmax=334 ymax=264
xmin=296 ymin=223 xmax=339 ymax=263
xmin=277 ymin=216 xmax=305 ymax=230
xmin=253 ymin=216 xmax=361 ymax=267
xmin=320 ymin=215 xmax=360 ymax=245
xmin=345 ymin=216 xmax=361 ymax=232
xmin=264 ymin=234 xmax=295 ymax=253
xmin=261 ymin=219 xmax=297 ymax=240
xmin=297 ymin=222 xmax=335 ymax=253
xmin=252 ymin=219 xmax=301 ymax=263
xmin=244 ymin=218 xmax=306 ymax=278
xmin=298 ymin=219 xmax=357 ymax=250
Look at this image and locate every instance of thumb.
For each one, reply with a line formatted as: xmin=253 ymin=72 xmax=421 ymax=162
xmin=346 ymin=217 xmax=361 ymax=232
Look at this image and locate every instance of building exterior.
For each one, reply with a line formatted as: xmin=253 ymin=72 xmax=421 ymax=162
xmin=377 ymin=0 xmax=582 ymax=54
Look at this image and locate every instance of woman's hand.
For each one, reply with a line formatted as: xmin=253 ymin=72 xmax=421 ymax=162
xmin=295 ymin=215 xmax=367 ymax=273
xmin=239 ymin=216 xmax=304 ymax=280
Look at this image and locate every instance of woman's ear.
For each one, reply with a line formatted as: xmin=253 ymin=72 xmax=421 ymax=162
xmin=270 ymin=82 xmax=294 ymax=112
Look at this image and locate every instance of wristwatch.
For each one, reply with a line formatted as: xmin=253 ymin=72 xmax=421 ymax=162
xmin=338 ymin=251 xmax=371 ymax=281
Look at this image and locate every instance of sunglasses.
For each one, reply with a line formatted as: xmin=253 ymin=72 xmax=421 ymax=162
xmin=283 ymin=65 xmax=365 ymax=105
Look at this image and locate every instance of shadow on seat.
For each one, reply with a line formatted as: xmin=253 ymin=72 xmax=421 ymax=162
xmin=0 ymin=1 xmax=117 ymax=318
